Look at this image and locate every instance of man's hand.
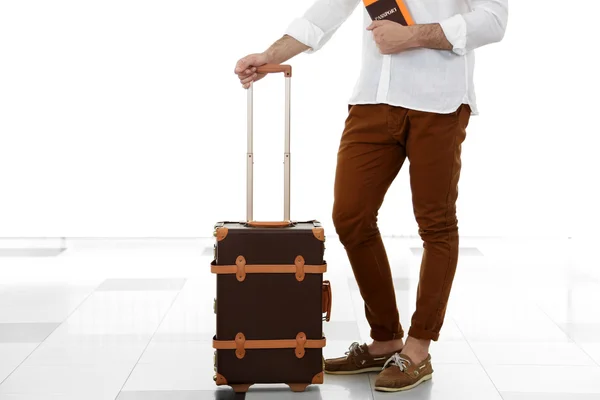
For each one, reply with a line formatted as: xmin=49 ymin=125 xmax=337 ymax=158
xmin=367 ymin=20 xmax=419 ymax=54
xmin=367 ymin=21 xmax=453 ymax=54
xmin=234 ymin=35 xmax=310 ymax=89
xmin=234 ymin=53 xmax=270 ymax=89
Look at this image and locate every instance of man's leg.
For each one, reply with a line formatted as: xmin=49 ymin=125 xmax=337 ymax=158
xmin=403 ymin=104 xmax=471 ymax=361
xmin=328 ymin=104 xmax=408 ymax=372
xmin=372 ymin=104 xmax=470 ymax=392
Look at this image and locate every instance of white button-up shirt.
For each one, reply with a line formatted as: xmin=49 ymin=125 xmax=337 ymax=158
xmin=285 ymin=0 xmax=508 ymax=114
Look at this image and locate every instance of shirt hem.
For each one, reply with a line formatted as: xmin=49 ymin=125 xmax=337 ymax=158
xmin=347 ymin=99 xmax=479 ymax=116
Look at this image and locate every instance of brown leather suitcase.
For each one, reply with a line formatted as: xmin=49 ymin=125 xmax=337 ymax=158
xmin=211 ymin=64 xmax=332 ymax=394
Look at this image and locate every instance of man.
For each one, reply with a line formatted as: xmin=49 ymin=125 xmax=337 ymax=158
xmin=234 ymin=0 xmax=508 ymax=392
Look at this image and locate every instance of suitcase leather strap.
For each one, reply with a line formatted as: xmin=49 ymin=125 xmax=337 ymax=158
xmin=213 ymin=332 xmax=326 ymax=359
xmin=322 ymin=280 xmax=332 ymax=322
xmin=211 ymin=255 xmax=327 ymax=282
xmin=246 ymin=221 xmax=294 ymax=228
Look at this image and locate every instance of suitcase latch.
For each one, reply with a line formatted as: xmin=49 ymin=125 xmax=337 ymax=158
xmin=294 ymin=255 xmax=305 ymax=282
xmin=295 ymin=332 xmax=307 ymax=358
xmin=235 ymin=256 xmax=247 ymax=282
xmin=235 ymin=332 xmax=246 ymax=359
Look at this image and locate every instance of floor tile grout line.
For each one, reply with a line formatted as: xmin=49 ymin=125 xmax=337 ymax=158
xmin=343 ymin=274 xmax=376 ymax=399
xmin=0 ymin=283 xmax=100 ymax=387
xmin=113 ymin=282 xmax=186 ymax=400
xmin=532 ymin=302 xmax=600 ymax=368
xmin=347 ymin=278 xmax=364 ymax=339
xmin=367 ymin=373 xmax=376 ymax=399
xmin=473 ymin=363 xmax=600 ymax=368
xmin=452 ymin=317 xmax=505 ymax=399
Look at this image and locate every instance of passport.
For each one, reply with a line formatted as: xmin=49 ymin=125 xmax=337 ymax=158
xmin=364 ymin=0 xmax=414 ymax=26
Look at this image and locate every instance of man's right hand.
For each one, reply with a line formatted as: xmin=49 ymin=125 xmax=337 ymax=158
xmin=234 ymin=35 xmax=309 ymax=88
xmin=234 ymin=53 xmax=270 ymax=89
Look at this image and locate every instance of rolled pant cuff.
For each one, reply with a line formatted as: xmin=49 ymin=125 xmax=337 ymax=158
xmin=370 ymin=329 xmax=404 ymax=342
xmin=408 ymin=326 xmax=440 ymax=341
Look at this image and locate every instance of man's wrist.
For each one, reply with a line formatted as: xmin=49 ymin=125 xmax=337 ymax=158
xmin=262 ymin=48 xmax=275 ymax=63
xmin=408 ymin=25 xmax=426 ymax=48
xmin=408 ymin=23 xmax=453 ymax=51
xmin=262 ymin=34 xmax=297 ymax=64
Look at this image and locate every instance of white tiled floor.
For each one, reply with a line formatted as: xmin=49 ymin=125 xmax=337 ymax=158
xmin=0 ymin=236 xmax=599 ymax=399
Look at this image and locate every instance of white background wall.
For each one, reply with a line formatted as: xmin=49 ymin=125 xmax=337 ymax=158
xmin=0 ymin=0 xmax=598 ymax=238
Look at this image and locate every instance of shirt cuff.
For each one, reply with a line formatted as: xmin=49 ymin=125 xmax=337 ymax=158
xmin=284 ymin=17 xmax=326 ymax=54
xmin=439 ymin=14 xmax=468 ymax=56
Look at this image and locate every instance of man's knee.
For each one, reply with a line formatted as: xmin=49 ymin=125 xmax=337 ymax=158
xmin=416 ymin=214 xmax=459 ymax=243
xmin=331 ymin=202 xmax=352 ymax=239
xmin=332 ymin=200 xmax=377 ymax=249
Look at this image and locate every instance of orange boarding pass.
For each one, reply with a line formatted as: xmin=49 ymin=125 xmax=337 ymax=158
xmin=363 ymin=0 xmax=414 ymax=26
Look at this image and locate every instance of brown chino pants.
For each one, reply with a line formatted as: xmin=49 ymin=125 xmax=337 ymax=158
xmin=332 ymin=103 xmax=471 ymax=342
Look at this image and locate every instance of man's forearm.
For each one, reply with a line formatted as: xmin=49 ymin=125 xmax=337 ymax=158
xmin=411 ymin=23 xmax=453 ymax=51
xmin=263 ymin=35 xmax=310 ymax=64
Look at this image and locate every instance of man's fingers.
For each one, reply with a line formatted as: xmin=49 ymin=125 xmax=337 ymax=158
xmin=234 ymin=54 xmax=265 ymax=88
xmin=367 ymin=19 xmax=393 ymax=30
xmin=234 ymin=58 xmax=252 ymax=73
xmin=234 ymin=60 xmax=247 ymax=74
xmin=241 ymin=67 xmax=257 ymax=75
xmin=366 ymin=20 xmax=383 ymax=30
xmin=240 ymin=73 xmax=257 ymax=85
xmin=237 ymin=68 xmax=257 ymax=81
xmin=235 ymin=58 xmax=259 ymax=74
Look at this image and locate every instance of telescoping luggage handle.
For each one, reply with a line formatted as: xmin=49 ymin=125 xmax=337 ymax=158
xmin=246 ymin=64 xmax=292 ymax=227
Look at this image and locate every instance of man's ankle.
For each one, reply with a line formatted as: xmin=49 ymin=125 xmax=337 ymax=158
xmin=400 ymin=336 xmax=430 ymax=363
xmin=368 ymin=338 xmax=404 ymax=356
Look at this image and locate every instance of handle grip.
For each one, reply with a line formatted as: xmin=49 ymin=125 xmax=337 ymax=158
xmin=256 ymin=64 xmax=292 ymax=77
xmin=246 ymin=221 xmax=294 ymax=228
xmin=322 ymin=281 xmax=332 ymax=322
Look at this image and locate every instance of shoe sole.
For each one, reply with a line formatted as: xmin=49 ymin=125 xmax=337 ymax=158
xmin=324 ymin=367 xmax=383 ymax=375
xmin=374 ymin=373 xmax=433 ymax=392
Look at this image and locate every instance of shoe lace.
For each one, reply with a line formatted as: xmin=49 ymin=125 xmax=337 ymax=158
xmin=345 ymin=342 xmax=365 ymax=357
xmin=383 ymin=353 xmax=410 ymax=372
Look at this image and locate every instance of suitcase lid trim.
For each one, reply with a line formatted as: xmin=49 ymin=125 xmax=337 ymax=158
xmin=213 ymin=221 xmax=325 ymax=242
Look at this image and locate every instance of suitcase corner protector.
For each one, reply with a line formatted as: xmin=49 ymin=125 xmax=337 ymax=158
xmin=215 ymin=373 xmax=228 ymax=385
xmin=214 ymin=227 xmax=229 ymax=241
xmin=312 ymin=371 xmax=324 ymax=384
xmin=312 ymin=227 xmax=325 ymax=242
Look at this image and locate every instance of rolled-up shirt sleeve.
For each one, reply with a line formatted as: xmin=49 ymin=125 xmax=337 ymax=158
xmin=439 ymin=0 xmax=508 ymax=56
xmin=285 ymin=0 xmax=361 ymax=53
